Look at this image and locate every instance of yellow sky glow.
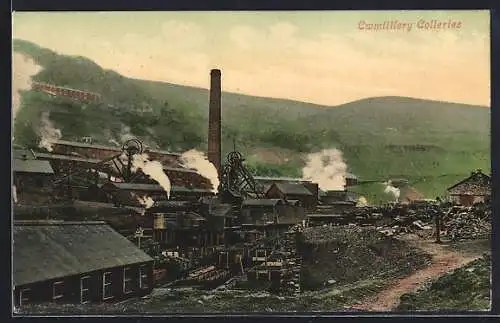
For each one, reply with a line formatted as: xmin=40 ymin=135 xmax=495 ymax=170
xmin=12 ymin=11 xmax=490 ymax=106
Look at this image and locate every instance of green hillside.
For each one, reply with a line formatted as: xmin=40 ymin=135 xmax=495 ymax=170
xmin=12 ymin=39 xmax=490 ymax=203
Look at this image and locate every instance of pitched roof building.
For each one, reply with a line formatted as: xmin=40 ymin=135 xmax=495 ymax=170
xmin=13 ymin=220 xmax=154 ymax=307
xmin=446 ymin=169 xmax=491 ymax=206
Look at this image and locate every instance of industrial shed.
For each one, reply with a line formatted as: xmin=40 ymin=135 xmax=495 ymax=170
xmin=94 ymin=182 xmax=214 ymax=206
xmin=13 ymin=220 xmax=154 ymax=307
xmin=13 ymin=152 xmax=55 ymax=206
xmin=265 ymin=183 xmax=317 ymax=210
xmin=241 ymin=199 xmax=305 ymax=225
xmin=447 ymin=169 xmax=491 ymax=206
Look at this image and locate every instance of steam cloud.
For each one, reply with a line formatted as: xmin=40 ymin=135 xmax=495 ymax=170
xmin=131 ymin=153 xmax=171 ymax=199
xmin=180 ymin=149 xmax=220 ymax=193
xmin=13 ymin=185 xmax=18 ymax=204
xmin=302 ymin=148 xmax=348 ymax=191
xmin=12 ymin=53 xmax=42 ymax=122
xmin=357 ymin=196 xmax=368 ymax=207
xmin=137 ymin=195 xmax=155 ymax=209
xmin=38 ymin=111 xmax=62 ymax=152
xmin=383 ymin=180 xmax=400 ymax=201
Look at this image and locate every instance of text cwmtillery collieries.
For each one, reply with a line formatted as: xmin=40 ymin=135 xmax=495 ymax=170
xmin=358 ymin=19 xmax=462 ymax=32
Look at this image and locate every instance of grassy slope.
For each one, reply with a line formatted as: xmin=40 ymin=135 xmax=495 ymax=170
xmin=12 ymin=39 xmax=491 ymax=202
xmin=397 ymin=255 xmax=491 ymax=311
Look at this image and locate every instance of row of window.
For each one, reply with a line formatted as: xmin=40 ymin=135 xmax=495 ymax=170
xmin=18 ymin=265 xmax=149 ymax=306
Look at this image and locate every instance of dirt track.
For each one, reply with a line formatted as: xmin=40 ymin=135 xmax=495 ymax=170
xmin=347 ymin=236 xmax=485 ymax=312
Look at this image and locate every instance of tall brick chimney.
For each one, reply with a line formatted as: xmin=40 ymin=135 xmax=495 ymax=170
xmin=208 ymin=69 xmax=222 ymax=176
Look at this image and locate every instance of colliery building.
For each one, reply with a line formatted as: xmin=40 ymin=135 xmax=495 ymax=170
xmin=13 ymin=148 xmax=55 ymax=206
xmin=447 ymin=169 xmax=491 ymax=206
xmin=265 ymin=183 xmax=318 ymax=211
xmin=13 ymin=220 xmax=154 ymax=307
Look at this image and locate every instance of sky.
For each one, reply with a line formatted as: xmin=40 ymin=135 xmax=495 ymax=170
xmin=12 ymin=11 xmax=490 ymax=106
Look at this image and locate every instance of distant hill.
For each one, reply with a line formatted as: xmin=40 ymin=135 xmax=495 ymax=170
xmin=12 ymin=39 xmax=491 ymax=202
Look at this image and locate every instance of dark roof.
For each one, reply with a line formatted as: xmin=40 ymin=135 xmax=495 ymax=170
xmin=320 ymin=190 xmax=358 ymax=202
xmin=242 ymin=199 xmax=283 ymax=207
xmin=13 ymin=148 xmax=36 ymax=160
xmin=163 ymin=166 xmax=198 ymax=174
xmin=151 ymin=200 xmax=193 ymax=209
xmin=13 ymin=221 xmax=153 ymax=286
xmin=210 ymin=203 xmax=233 ymax=217
xmin=51 ymin=140 xmax=182 ymax=157
xmin=34 ymin=152 xmax=101 ymax=164
xmin=185 ymin=212 xmax=206 ymax=221
xmin=254 ymin=176 xmax=311 ymax=183
xmin=267 ymin=183 xmax=313 ymax=196
xmin=13 ymin=159 xmax=54 ymax=174
xmin=101 ymin=182 xmax=212 ymax=193
xmin=50 ymin=139 xmax=123 ymax=152
xmin=447 ymin=170 xmax=491 ymax=196
xmin=144 ymin=148 xmax=182 ymax=157
xmin=307 ymin=214 xmax=344 ymax=218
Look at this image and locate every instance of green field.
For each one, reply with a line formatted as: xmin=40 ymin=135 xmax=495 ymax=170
xmin=13 ymin=39 xmax=491 ymax=203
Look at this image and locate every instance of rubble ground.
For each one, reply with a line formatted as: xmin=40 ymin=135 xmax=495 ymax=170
xmin=299 ymin=226 xmax=433 ymax=290
xmin=396 ymin=254 xmax=491 ymax=311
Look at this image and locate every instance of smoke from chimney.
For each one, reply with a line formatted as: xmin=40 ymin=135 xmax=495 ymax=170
xmin=208 ymin=69 xmax=222 ymax=176
xmin=302 ymin=148 xmax=348 ymax=191
xmin=131 ymin=153 xmax=172 ymax=199
xmin=383 ymin=180 xmax=400 ymax=201
xmin=38 ymin=111 xmax=62 ymax=152
xmin=180 ymin=149 xmax=220 ymax=193
xmin=12 ymin=53 xmax=43 ymax=122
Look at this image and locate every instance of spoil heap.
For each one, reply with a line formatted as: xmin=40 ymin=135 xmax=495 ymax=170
xmin=444 ymin=207 xmax=491 ymax=241
xmin=299 ymin=226 xmax=432 ymax=290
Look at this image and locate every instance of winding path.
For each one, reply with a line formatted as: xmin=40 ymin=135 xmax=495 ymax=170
xmin=347 ymin=237 xmax=484 ymax=312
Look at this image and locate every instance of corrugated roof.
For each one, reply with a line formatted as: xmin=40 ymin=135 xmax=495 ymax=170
xmin=13 ymin=221 xmax=153 ymax=286
xmin=242 ymin=199 xmax=283 ymax=207
xmin=267 ymin=183 xmax=313 ymax=196
xmin=13 ymin=159 xmax=54 ymax=174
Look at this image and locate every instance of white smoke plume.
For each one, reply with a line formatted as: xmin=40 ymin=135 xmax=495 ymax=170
xmin=180 ymin=149 xmax=220 ymax=193
xmin=13 ymin=185 xmax=18 ymax=204
xmin=383 ymin=180 xmax=400 ymax=201
xmin=357 ymin=196 xmax=368 ymax=207
xmin=131 ymin=153 xmax=171 ymax=199
xmin=302 ymin=148 xmax=348 ymax=191
xmin=12 ymin=53 xmax=43 ymax=122
xmin=137 ymin=195 xmax=155 ymax=209
xmin=119 ymin=125 xmax=135 ymax=143
xmin=38 ymin=111 xmax=62 ymax=152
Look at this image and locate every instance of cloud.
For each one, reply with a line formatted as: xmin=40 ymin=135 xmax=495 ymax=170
xmin=225 ymin=22 xmax=489 ymax=106
xmin=229 ymin=25 xmax=259 ymax=50
xmin=161 ymin=20 xmax=206 ymax=49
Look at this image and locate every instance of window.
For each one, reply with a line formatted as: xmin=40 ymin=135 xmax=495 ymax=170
xmin=19 ymin=288 xmax=30 ymax=307
xmin=139 ymin=265 xmax=149 ymax=289
xmin=52 ymin=281 xmax=64 ymax=300
xmin=80 ymin=276 xmax=90 ymax=304
xmin=102 ymin=272 xmax=113 ymax=300
xmin=123 ymin=268 xmax=133 ymax=294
